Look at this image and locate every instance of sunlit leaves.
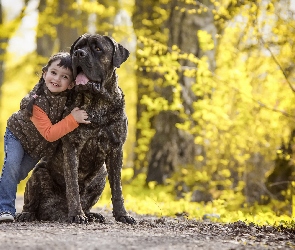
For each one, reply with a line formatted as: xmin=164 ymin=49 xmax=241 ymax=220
xmin=197 ymin=30 xmax=215 ymax=51
xmin=159 ymin=0 xmax=295 ymax=213
xmin=137 ymin=1 xmax=294 ymax=217
xmin=72 ymin=1 xmax=109 ymax=15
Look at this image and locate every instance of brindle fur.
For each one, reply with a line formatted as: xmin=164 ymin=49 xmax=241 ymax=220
xmin=16 ymin=34 xmax=136 ymax=224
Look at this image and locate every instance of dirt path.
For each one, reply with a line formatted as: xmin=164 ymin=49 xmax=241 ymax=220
xmin=0 ymin=196 xmax=294 ymax=250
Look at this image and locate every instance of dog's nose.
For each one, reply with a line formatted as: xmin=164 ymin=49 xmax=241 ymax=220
xmin=74 ymin=49 xmax=86 ymax=58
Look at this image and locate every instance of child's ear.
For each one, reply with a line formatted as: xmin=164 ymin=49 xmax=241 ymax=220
xmin=68 ymin=81 xmax=75 ymax=89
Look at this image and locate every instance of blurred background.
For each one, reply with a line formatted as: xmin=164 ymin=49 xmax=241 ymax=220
xmin=1 ymin=0 xmax=295 ymax=221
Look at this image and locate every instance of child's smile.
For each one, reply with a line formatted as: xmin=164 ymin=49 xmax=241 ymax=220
xmin=43 ymin=60 xmax=74 ymax=93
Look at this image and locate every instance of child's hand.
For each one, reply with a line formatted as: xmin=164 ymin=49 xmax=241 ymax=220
xmin=71 ymin=107 xmax=91 ymax=124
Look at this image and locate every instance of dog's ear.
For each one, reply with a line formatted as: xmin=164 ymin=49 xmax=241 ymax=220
xmin=70 ymin=35 xmax=83 ymax=55
xmin=104 ymin=36 xmax=130 ymax=68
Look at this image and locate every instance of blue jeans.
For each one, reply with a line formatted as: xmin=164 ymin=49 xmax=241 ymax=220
xmin=0 ymin=128 xmax=39 ymax=216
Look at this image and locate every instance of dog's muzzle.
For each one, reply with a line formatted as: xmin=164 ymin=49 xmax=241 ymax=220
xmin=75 ymin=81 xmax=101 ymax=93
xmin=75 ymin=71 xmax=102 ymax=93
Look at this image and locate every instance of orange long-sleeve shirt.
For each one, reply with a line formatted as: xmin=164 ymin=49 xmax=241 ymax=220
xmin=30 ymin=105 xmax=79 ymax=142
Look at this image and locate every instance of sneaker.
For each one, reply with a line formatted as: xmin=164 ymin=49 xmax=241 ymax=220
xmin=0 ymin=212 xmax=14 ymax=222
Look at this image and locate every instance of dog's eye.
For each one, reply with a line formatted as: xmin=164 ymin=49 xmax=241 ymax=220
xmin=95 ymin=47 xmax=101 ymax=51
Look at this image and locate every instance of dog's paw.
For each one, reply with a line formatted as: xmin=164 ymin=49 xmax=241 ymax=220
xmin=116 ymin=215 xmax=136 ymax=225
xmin=86 ymin=212 xmax=106 ymax=223
xmin=15 ymin=212 xmax=36 ymax=222
xmin=68 ymin=214 xmax=88 ymax=224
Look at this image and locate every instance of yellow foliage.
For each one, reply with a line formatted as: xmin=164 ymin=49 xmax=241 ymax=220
xmin=2 ymin=0 xmax=295 ymax=229
xmin=89 ymin=169 xmax=295 ymax=227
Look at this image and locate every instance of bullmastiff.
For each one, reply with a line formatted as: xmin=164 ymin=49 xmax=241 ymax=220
xmin=17 ymin=34 xmax=136 ymax=224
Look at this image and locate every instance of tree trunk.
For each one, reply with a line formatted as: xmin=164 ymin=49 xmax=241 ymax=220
xmin=265 ymin=130 xmax=295 ymax=201
xmin=132 ymin=0 xmax=217 ymax=183
xmin=36 ymin=0 xmax=55 ymax=57
xmin=263 ymin=1 xmax=295 ymax=203
xmin=36 ymin=0 xmax=80 ymax=56
xmin=132 ymin=0 xmax=168 ymax=179
xmin=56 ymin=0 xmax=79 ymax=51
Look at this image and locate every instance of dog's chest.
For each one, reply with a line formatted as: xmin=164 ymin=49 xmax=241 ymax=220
xmin=68 ymin=110 xmax=126 ymax=145
xmin=87 ymin=107 xmax=110 ymax=124
xmin=66 ymin=92 xmax=127 ymax=151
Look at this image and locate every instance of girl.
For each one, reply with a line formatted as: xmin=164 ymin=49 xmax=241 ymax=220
xmin=0 ymin=52 xmax=90 ymax=222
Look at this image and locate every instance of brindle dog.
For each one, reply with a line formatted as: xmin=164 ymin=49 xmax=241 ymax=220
xmin=16 ymin=34 xmax=136 ymax=224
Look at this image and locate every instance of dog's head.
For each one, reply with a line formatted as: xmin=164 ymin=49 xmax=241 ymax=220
xmin=70 ymin=33 xmax=130 ymax=93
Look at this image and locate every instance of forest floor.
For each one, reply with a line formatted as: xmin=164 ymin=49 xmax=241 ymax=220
xmin=0 ymin=195 xmax=294 ymax=250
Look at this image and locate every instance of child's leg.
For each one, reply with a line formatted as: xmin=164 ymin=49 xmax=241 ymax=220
xmin=0 ymin=129 xmax=38 ymax=216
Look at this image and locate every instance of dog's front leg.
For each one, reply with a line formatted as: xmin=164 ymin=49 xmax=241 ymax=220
xmin=62 ymin=141 xmax=87 ymax=223
xmin=106 ymin=146 xmax=136 ymax=224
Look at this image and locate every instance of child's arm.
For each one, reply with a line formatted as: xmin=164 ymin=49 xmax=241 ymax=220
xmin=30 ymin=105 xmax=79 ymax=142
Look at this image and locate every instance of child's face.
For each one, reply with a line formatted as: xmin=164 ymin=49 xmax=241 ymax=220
xmin=43 ymin=60 xmax=74 ymax=93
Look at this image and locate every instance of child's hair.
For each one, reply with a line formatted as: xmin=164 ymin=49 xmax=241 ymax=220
xmin=26 ymin=52 xmax=73 ymax=116
xmin=42 ymin=52 xmax=73 ymax=75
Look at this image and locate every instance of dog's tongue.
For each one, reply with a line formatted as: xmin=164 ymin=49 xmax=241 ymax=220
xmin=76 ymin=72 xmax=89 ymax=85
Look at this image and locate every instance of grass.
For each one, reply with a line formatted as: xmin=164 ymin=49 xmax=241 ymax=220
xmin=97 ymin=168 xmax=295 ymax=228
xmin=18 ymin=168 xmax=295 ymax=228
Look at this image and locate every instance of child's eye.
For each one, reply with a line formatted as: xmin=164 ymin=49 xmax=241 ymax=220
xmin=51 ymin=70 xmax=57 ymax=75
xmin=63 ymin=75 xmax=69 ymax=79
